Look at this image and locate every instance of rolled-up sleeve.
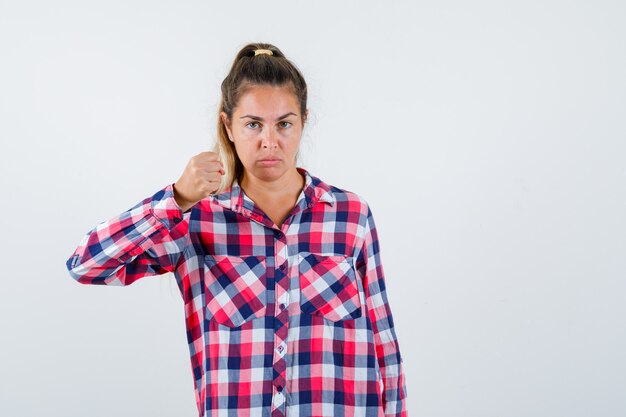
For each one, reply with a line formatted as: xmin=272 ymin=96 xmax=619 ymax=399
xmin=66 ymin=183 xmax=192 ymax=286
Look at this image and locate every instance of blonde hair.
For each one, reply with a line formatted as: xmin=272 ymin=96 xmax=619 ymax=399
xmin=210 ymin=42 xmax=309 ymax=194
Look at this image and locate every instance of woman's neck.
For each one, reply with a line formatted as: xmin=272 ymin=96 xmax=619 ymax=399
xmin=240 ymin=168 xmax=305 ymax=202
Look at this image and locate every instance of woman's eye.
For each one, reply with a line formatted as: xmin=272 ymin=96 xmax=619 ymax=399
xmin=246 ymin=122 xmax=260 ymax=129
xmin=279 ymin=121 xmax=292 ymax=128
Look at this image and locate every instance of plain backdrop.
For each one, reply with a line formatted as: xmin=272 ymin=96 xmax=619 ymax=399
xmin=0 ymin=1 xmax=624 ymax=416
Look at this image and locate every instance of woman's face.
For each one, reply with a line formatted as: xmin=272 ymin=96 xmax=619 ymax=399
xmin=221 ymin=84 xmax=304 ymax=184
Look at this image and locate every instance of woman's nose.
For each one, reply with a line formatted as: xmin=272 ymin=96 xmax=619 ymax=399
xmin=261 ymin=128 xmax=278 ymax=148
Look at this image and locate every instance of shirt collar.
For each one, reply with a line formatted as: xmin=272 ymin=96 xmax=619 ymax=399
xmin=208 ymin=167 xmax=335 ymax=219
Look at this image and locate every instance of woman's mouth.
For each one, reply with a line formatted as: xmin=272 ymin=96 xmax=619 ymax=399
xmin=258 ymin=158 xmax=281 ymax=166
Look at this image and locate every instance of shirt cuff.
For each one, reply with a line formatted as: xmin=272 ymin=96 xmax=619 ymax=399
xmin=150 ymin=183 xmax=186 ymax=230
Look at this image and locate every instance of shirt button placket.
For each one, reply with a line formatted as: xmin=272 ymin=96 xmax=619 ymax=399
xmin=272 ymin=228 xmax=288 ymax=417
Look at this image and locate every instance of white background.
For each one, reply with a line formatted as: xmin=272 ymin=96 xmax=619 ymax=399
xmin=1 ymin=1 xmax=624 ymax=416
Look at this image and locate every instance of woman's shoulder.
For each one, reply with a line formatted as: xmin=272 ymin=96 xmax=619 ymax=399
xmin=323 ymin=181 xmax=372 ymax=217
xmin=327 ymin=183 xmax=363 ymax=202
xmin=300 ymin=167 xmax=370 ymax=212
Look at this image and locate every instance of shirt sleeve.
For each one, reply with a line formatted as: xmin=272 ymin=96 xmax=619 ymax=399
xmin=65 ymin=182 xmax=192 ymax=286
xmin=356 ymin=203 xmax=409 ymax=417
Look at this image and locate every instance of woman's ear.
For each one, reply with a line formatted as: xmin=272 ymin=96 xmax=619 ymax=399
xmin=220 ymin=111 xmax=234 ymax=141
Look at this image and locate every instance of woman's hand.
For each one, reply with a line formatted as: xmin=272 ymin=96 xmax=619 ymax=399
xmin=173 ymin=151 xmax=225 ymax=212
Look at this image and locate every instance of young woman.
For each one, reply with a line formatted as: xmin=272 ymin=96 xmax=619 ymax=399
xmin=67 ymin=42 xmax=408 ymax=417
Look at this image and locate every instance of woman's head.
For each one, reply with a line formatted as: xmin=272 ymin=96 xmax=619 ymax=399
xmin=212 ymin=42 xmax=309 ymax=193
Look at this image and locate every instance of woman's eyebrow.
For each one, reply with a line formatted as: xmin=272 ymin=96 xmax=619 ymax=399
xmin=239 ymin=112 xmax=297 ymax=121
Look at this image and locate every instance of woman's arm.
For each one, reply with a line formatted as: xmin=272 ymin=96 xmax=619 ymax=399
xmin=356 ymin=203 xmax=409 ymax=417
xmin=65 ymin=183 xmax=192 ymax=286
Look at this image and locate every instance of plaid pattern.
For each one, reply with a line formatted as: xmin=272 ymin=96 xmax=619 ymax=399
xmin=66 ymin=166 xmax=408 ymax=417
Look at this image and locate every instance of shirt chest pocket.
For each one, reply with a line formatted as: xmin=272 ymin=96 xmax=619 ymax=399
xmin=203 ymin=255 xmax=268 ymax=328
xmin=297 ymin=253 xmax=363 ymax=322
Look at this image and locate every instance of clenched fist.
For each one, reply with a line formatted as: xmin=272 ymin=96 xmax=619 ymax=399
xmin=173 ymin=151 xmax=225 ymax=212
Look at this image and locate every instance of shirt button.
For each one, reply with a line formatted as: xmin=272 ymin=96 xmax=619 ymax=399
xmin=173 ymin=217 xmax=181 ymax=224
xmin=279 ymin=263 xmax=286 ymax=271
xmin=277 ymin=385 xmax=283 ymax=392
xmin=307 ymin=202 xmax=313 ymax=208
xmin=274 ymin=230 xmax=283 ymax=239
xmin=279 ymin=303 xmax=286 ymax=310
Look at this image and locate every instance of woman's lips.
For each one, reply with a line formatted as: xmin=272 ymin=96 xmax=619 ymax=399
xmin=258 ymin=158 xmax=281 ymax=166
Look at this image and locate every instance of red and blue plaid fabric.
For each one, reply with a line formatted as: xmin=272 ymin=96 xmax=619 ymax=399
xmin=66 ymin=166 xmax=408 ymax=417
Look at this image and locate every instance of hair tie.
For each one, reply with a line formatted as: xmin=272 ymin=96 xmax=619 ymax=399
xmin=254 ymin=49 xmax=273 ymax=56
